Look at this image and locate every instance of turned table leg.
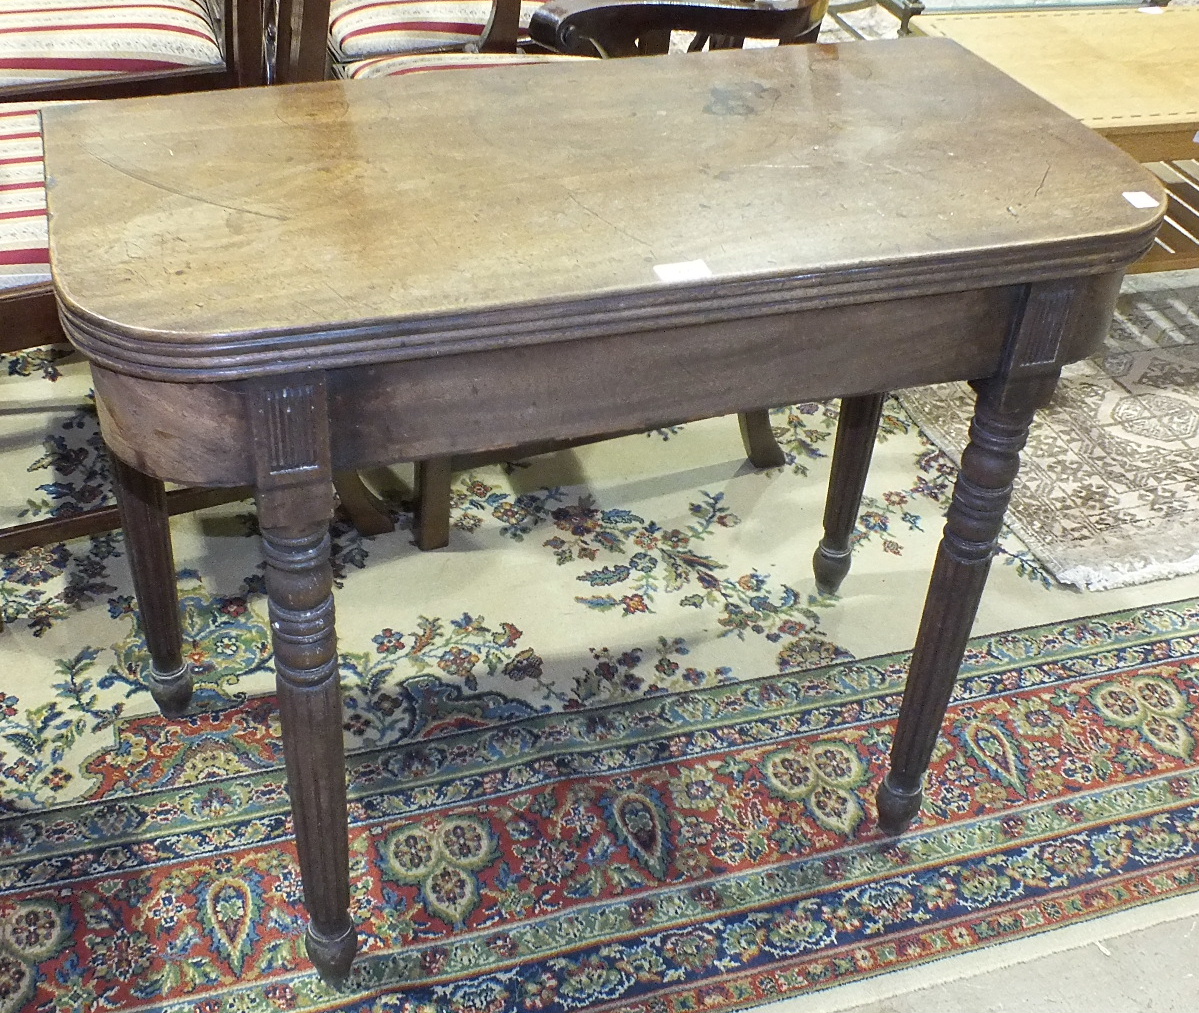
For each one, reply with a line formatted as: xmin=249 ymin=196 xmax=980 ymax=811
xmin=877 ymin=279 xmax=1076 ymax=833
xmin=250 ymin=376 xmax=356 ymax=981
xmin=876 ymin=375 xmax=1047 ymax=831
xmin=110 ymin=453 xmax=191 ymax=717
xmin=812 ymin=392 xmax=886 ymax=595
xmin=260 ymin=515 xmax=356 ymax=980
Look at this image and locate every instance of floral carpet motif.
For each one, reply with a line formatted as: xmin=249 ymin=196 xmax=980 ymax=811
xmin=6 ymin=599 xmax=1199 ymax=1013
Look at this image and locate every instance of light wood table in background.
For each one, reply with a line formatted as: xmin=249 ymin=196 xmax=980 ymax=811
xmin=917 ymin=7 xmax=1199 ymax=272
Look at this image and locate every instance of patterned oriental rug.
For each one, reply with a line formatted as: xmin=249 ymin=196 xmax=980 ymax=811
xmin=5 ymin=271 xmax=1199 ymax=1013
xmin=902 ymin=269 xmax=1199 ymax=592
xmin=7 ymin=599 xmax=1199 ymax=1013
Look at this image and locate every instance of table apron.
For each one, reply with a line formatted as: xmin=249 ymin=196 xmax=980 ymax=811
xmin=90 ymin=274 xmax=1122 ymax=485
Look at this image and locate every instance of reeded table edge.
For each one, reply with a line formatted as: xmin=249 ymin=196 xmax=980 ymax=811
xmin=56 ymin=223 xmax=1162 ymax=384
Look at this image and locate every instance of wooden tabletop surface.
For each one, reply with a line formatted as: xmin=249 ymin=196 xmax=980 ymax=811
xmin=915 ymin=10 xmax=1199 ymax=145
xmin=43 ymin=38 xmax=1162 ymax=379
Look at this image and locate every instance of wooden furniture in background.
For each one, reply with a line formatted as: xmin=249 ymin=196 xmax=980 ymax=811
xmin=916 ymin=8 xmax=1199 ymax=272
xmin=879 ymin=0 xmax=1156 ymax=38
xmin=44 ymin=39 xmax=1162 ymax=980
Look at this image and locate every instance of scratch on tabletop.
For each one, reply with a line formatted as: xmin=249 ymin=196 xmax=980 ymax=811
xmin=1033 ymin=164 xmax=1051 ymax=199
xmin=563 ymin=189 xmax=651 ymax=252
xmin=86 ymin=148 xmax=291 ymax=222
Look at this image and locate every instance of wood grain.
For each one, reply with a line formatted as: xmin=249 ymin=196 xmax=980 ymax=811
xmin=45 ymin=39 xmax=1162 ymax=380
xmin=914 ymin=9 xmax=1199 ymax=162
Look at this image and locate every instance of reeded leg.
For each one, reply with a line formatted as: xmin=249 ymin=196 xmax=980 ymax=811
xmin=813 ymin=392 xmax=886 ymax=595
xmin=250 ymin=376 xmax=355 ymax=982
xmin=738 ymin=409 xmax=786 ymax=469
xmin=110 ymin=453 xmax=190 ymax=717
xmin=415 ymin=457 xmax=453 ymax=551
xmin=877 ymin=374 xmax=1049 ymax=833
xmin=260 ymin=511 xmax=356 ymax=982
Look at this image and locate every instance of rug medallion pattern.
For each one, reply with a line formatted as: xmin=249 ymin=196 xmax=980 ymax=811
xmin=902 ymin=271 xmax=1199 ymax=590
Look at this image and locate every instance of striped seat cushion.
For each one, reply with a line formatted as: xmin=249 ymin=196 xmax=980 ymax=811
xmin=330 ymin=0 xmax=545 ymax=61
xmin=0 ymin=105 xmax=50 ymax=292
xmin=337 ymin=50 xmax=576 ymax=77
xmin=0 ymin=0 xmax=223 ymax=87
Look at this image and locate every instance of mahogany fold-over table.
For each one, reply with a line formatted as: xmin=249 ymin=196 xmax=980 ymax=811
xmin=42 ymin=39 xmax=1163 ymax=982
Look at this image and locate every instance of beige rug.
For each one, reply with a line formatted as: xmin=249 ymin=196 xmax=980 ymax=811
xmin=900 ymin=269 xmax=1199 ymax=591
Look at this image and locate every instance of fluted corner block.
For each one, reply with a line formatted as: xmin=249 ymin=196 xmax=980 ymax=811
xmin=876 ymin=773 xmax=922 ymax=834
xmin=306 ymin=921 xmax=358 ymax=985
xmin=148 ymin=662 xmax=193 ymax=718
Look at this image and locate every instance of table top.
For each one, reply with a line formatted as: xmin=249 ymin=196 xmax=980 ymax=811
xmin=915 ymin=9 xmax=1199 ymax=140
xmin=44 ymin=37 xmax=1163 ymax=382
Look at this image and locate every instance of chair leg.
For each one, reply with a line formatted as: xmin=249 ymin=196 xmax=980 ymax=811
xmin=812 ymin=392 xmax=886 ymax=595
xmin=412 ymin=411 xmax=783 ymax=554
xmin=333 ymin=471 xmax=395 ymax=536
xmin=110 ymin=454 xmax=192 ymax=717
xmin=414 ymin=458 xmax=453 ymax=551
xmin=738 ymin=409 xmax=786 ymax=469
xmin=637 ymin=28 xmax=672 ymax=54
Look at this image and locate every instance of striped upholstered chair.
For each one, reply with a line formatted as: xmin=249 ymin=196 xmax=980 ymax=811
xmin=0 ymin=0 xmax=262 ymax=99
xmin=328 ymin=0 xmax=539 ymax=71
xmin=0 ymin=0 xmax=266 ymax=578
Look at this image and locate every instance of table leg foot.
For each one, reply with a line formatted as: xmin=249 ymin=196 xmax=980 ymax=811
xmin=148 ymin=663 xmax=193 ymax=718
xmin=812 ymin=542 xmax=852 ymax=597
xmin=306 ymin=921 xmax=358 ymax=984
xmin=110 ymin=452 xmax=191 ymax=717
xmin=812 ymin=392 xmax=886 ymax=595
xmin=876 ymin=773 xmax=922 ymax=834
